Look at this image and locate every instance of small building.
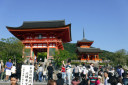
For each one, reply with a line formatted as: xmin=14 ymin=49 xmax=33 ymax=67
xmin=6 ymin=20 xmax=71 ymax=61
xmin=76 ymin=29 xmax=102 ymax=62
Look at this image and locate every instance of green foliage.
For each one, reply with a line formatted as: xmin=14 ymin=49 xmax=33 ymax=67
xmin=63 ymin=43 xmax=128 ymax=66
xmin=37 ymin=52 xmax=47 ymax=62
xmin=0 ymin=37 xmax=128 ymax=67
xmin=71 ymin=62 xmax=81 ymax=65
xmin=99 ymin=49 xmax=128 ymax=66
xmin=0 ymin=37 xmax=24 ymax=63
xmin=63 ymin=43 xmax=77 ymax=60
xmin=114 ymin=49 xmax=128 ymax=65
xmin=53 ymin=50 xmax=70 ymax=68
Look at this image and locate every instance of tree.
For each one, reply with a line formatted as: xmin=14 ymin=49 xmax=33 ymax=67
xmin=0 ymin=37 xmax=24 ymax=63
xmin=114 ymin=49 xmax=127 ymax=65
xmin=53 ymin=50 xmax=70 ymax=68
xmin=37 ymin=52 xmax=47 ymax=62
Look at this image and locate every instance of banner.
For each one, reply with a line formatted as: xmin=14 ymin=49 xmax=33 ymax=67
xmin=20 ymin=65 xmax=34 ymax=85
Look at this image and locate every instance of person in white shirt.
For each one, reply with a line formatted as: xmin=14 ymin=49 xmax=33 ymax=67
xmin=82 ymin=64 xmax=88 ymax=76
xmin=79 ymin=65 xmax=82 ymax=74
xmin=90 ymin=63 xmax=94 ymax=72
xmin=43 ymin=69 xmax=47 ymax=82
xmin=66 ymin=62 xmax=71 ymax=85
xmin=104 ymin=71 xmax=110 ymax=85
xmin=11 ymin=64 xmax=16 ymax=74
xmin=109 ymin=68 xmax=115 ymax=76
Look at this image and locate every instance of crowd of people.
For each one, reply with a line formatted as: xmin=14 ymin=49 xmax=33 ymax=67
xmin=1 ymin=59 xmax=128 ymax=85
xmin=47 ymin=62 xmax=128 ymax=85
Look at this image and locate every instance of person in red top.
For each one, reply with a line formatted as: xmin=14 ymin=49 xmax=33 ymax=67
xmin=61 ymin=64 xmax=66 ymax=82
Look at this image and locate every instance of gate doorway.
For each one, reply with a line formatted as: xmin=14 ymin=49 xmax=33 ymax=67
xmin=33 ymin=48 xmax=47 ymax=62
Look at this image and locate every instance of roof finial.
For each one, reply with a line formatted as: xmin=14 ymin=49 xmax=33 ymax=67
xmin=83 ymin=27 xmax=85 ymax=39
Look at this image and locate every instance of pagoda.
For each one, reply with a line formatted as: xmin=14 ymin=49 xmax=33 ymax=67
xmin=76 ymin=29 xmax=102 ymax=61
xmin=6 ymin=20 xmax=71 ymax=61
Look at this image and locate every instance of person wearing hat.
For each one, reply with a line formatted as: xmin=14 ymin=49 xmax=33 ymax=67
xmin=38 ymin=64 xmax=43 ymax=82
xmin=88 ymin=71 xmax=98 ymax=85
xmin=95 ymin=76 xmax=103 ymax=85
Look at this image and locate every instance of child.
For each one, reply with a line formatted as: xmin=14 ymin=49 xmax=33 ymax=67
xmin=10 ymin=74 xmax=18 ymax=85
xmin=43 ymin=69 xmax=47 ymax=82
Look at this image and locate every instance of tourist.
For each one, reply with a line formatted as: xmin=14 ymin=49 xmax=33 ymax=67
xmin=66 ymin=61 xmax=72 ymax=85
xmin=61 ymin=64 xmax=66 ymax=82
xmin=120 ymin=66 xmax=124 ymax=78
xmin=34 ymin=63 xmax=38 ymax=82
xmin=108 ymin=76 xmax=117 ymax=85
xmin=90 ymin=63 xmax=94 ymax=72
xmin=79 ymin=65 xmax=82 ymax=75
xmin=79 ymin=73 xmax=89 ymax=85
xmin=82 ymin=64 xmax=88 ymax=77
xmin=1 ymin=65 xmax=5 ymax=81
xmin=10 ymin=74 xmax=18 ymax=85
xmin=5 ymin=59 xmax=13 ymax=81
xmin=117 ymin=77 xmax=123 ymax=85
xmin=71 ymin=77 xmax=80 ymax=85
xmin=43 ymin=68 xmax=47 ymax=82
xmin=56 ymin=73 xmax=64 ymax=85
xmin=104 ymin=71 xmax=110 ymax=85
xmin=108 ymin=67 xmax=115 ymax=76
xmin=88 ymin=71 xmax=98 ymax=85
xmin=0 ymin=61 xmax=1 ymax=78
xmin=47 ymin=63 xmax=54 ymax=80
xmin=47 ymin=79 xmax=56 ymax=85
xmin=97 ymin=71 xmax=104 ymax=84
xmin=38 ymin=64 xmax=43 ymax=82
xmin=95 ymin=76 xmax=104 ymax=85
xmin=11 ymin=64 xmax=16 ymax=74
xmin=16 ymin=63 xmax=21 ymax=82
xmin=62 ymin=60 xmax=65 ymax=66
xmin=73 ymin=64 xmax=79 ymax=77
xmin=123 ymin=72 xmax=128 ymax=85
xmin=88 ymin=63 xmax=94 ymax=77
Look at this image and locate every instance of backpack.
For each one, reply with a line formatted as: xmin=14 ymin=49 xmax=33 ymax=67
xmin=82 ymin=67 xmax=88 ymax=75
xmin=74 ymin=67 xmax=79 ymax=73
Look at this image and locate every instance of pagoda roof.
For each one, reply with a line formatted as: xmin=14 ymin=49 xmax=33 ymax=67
xmin=6 ymin=20 xmax=72 ymax=42
xmin=6 ymin=20 xmax=69 ymax=29
xmin=77 ymin=38 xmax=94 ymax=43
xmin=77 ymin=47 xmax=102 ymax=53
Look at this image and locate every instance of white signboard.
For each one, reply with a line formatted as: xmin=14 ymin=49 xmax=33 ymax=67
xmin=20 ymin=65 xmax=34 ymax=85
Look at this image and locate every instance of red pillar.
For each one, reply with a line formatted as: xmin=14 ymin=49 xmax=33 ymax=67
xmin=47 ymin=47 xmax=49 ymax=59
xmin=88 ymin=55 xmax=89 ymax=60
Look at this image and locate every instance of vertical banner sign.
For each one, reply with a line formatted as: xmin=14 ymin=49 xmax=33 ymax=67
xmin=20 ymin=65 xmax=34 ymax=85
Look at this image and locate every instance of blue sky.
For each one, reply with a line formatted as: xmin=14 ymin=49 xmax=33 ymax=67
xmin=0 ymin=0 xmax=128 ymax=52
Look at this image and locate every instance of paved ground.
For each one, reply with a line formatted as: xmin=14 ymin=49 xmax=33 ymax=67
xmin=0 ymin=81 xmax=47 ymax=85
xmin=0 ymin=70 xmax=64 ymax=85
xmin=0 ymin=81 xmax=67 ymax=85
